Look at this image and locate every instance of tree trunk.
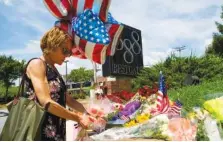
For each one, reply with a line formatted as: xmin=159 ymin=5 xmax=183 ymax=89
xmin=5 ymin=86 xmax=9 ymax=103
xmin=80 ymin=83 xmax=83 ymax=94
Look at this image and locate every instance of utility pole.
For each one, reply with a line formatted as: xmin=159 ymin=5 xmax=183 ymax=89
xmin=172 ymin=46 xmax=186 ymax=73
xmin=93 ymin=62 xmax=97 ymax=84
xmin=173 ymin=46 xmax=186 ymax=57
xmin=64 ymin=60 xmax=69 ymax=85
xmin=92 ymin=62 xmax=101 ymax=85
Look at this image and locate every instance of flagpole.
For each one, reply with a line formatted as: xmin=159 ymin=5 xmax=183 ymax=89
xmin=92 ymin=61 xmax=97 ymax=84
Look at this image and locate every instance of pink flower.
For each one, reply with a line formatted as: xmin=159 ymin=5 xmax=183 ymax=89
xmin=168 ymin=118 xmax=197 ymax=141
xmin=88 ymin=108 xmax=105 ymax=118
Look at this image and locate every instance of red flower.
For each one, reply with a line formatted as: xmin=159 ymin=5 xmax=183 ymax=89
xmin=90 ymin=108 xmax=98 ymax=114
xmin=106 ymin=95 xmax=124 ymax=104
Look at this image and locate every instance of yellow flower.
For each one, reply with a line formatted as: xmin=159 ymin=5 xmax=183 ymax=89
xmin=141 ymin=96 xmax=146 ymax=100
xmin=124 ymin=123 xmax=129 ymax=127
xmin=124 ymin=113 xmax=150 ymax=127
xmin=124 ymin=120 xmax=137 ymax=127
xmin=136 ymin=114 xmax=149 ymax=123
xmin=169 ymin=100 xmax=174 ymax=106
xmin=187 ymin=112 xmax=196 ymax=119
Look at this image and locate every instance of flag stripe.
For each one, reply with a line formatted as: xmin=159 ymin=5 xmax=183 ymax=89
xmin=85 ymin=42 xmax=96 ymax=60
xmin=171 ymin=106 xmax=181 ymax=111
xmin=44 ymin=0 xmax=63 ymax=19
xmin=106 ymin=24 xmax=123 ymax=56
xmin=79 ymin=38 xmax=87 ymax=53
xmin=92 ymin=44 xmax=105 ymax=63
xmin=73 ymin=35 xmax=87 ymax=58
xmin=58 ymin=22 xmax=68 ymax=32
xmin=84 ymin=0 xmax=94 ymax=9
xmin=99 ymin=0 xmax=110 ymax=22
xmin=59 ymin=0 xmax=71 ymax=16
xmin=100 ymin=45 xmax=107 ymax=64
xmin=120 ymin=115 xmax=129 ymax=121
xmin=92 ymin=0 xmax=103 ymax=14
xmin=75 ymin=34 xmax=80 ymax=46
xmin=105 ymin=24 xmax=112 ymax=55
xmin=170 ymin=108 xmax=178 ymax=113
xmin=77 ymin=0 xmax=85 ymax=16
xmin=110 ymin=25 xmax=123 ymax=55
xmin=71 ymin=0 xmax=78 ymax=16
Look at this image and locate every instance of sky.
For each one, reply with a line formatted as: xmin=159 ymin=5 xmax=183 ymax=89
xmin=0 ymin=0 xmax=222 ymax=79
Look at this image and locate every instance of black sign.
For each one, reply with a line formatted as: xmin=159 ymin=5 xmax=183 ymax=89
xmin=102 ymin=24 xmax=144 ymax=77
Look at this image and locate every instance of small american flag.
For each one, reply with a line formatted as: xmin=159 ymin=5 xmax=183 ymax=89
xmin=120 ymin=115 xmax=130 ymax=121
xmin=156 ymin=71 xmax=169 ymax=113
xmin=168 ymin=100 xmax=182 ymax=117
xmin=152 ymin=71 xmax=182 ymax=117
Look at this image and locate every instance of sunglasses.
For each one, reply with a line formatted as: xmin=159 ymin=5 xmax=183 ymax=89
xmin=62 ymin=47 xmax=72 ymax=56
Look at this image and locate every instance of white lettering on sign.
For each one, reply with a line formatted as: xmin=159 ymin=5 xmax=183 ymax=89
xmin=112 ymin=64 xmax=143 ymax=76
xmin=116 ymin=31 xmax=141 ymax=64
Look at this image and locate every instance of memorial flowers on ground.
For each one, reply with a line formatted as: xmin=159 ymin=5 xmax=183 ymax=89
xmin=89 ymin=71 xmax=223 ymax=141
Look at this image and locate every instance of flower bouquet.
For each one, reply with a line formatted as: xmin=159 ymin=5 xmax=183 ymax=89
xmin=110 ymin=100 xmax=141 ymax=121
xmin=90 ymin=114 xmax=171 ymax=141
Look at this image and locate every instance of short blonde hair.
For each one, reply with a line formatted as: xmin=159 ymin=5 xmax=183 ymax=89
xmin=40 ymin=27 xmax=72 ymax=55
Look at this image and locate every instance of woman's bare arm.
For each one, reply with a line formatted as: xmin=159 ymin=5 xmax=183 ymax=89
xmin=26 ymin=59 xmax=81 ymax=122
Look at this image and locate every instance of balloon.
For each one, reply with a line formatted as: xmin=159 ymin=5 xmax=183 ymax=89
xmin=43 ymin=0 xmax=123 ymax=64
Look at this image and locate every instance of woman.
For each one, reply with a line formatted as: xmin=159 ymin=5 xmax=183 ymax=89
xmin=24 ymin=26 xmax=91 ymax=141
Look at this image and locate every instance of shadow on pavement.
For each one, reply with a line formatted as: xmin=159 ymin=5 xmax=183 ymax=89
xmin=0 ymin=112 xmax=8 ymax=117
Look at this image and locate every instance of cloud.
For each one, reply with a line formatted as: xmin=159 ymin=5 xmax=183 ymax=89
xmin=110 ymin=0 xmax=222 ymax=63
xmin=0 ymin=40 xmax=41 ymax=55
xmin=0 ymin=0 xmax=54 ymax=33
xmin=56 ymin=58 xmax=93 ymax=76
xmin=0 ymin=0 xmax=13 ymax=6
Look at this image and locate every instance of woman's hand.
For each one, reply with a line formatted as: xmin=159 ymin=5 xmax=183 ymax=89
xmin=76 ymin=113 xmax=94 ymax=129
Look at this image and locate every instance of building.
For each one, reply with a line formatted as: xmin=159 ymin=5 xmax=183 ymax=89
xmin=96 ymin=76 xmax=132 ymax=95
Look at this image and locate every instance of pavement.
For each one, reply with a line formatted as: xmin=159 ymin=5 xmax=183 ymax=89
xmin=0 ymin=108 xmax=8 ymax=134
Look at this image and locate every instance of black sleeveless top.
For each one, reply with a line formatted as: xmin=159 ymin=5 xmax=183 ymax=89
xmin=23 ymin=58 xmax=66 ymax=141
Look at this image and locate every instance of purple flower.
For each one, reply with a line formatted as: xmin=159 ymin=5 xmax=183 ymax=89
xmin=118 ymin=101 xmax=141 ymax=117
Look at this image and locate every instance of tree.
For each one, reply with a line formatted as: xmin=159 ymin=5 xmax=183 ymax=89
xmin=68 ymin=67 xmax=93 ymax=83
xmin=206 ymin=5 xmax=223 ymax=56
xmin=0 ymin=55 xmax=25 ymax=100
xmin=67 ymin=67 xmax=93 ymax=94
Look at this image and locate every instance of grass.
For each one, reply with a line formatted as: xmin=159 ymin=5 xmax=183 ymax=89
xmin=168 ymin=79 xmax=223 ymax=113
xmin=0 ymin=104 xmax=6 ymax=109
xmin=0 ymin=85 xmax=19 ymax=98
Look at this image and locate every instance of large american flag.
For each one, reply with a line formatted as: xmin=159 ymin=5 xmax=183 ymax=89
xmin=72 ymin=9 xmax=123 ymax=64
xmin=43 ymin=0 xmax=123 ymax=64
xmin=152 ymin=71 xmax=182 ymax=117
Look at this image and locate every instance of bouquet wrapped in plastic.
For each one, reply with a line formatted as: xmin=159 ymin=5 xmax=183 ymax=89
xmin=90 ymin=114 xmax=170 ymax=141
xmin=167 ymin=118 xmax=197 ymax=141
xmin=75 ymin=113 xmax=107 ymax=141
xmin=203 ymin=97 xmax=223 ymax=121
xmin=87 ymin=97 xmax=113 ymax=117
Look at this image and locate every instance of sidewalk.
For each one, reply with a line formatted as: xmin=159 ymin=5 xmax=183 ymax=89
xmin=0 ymin=107 xmax=8 ymax=134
